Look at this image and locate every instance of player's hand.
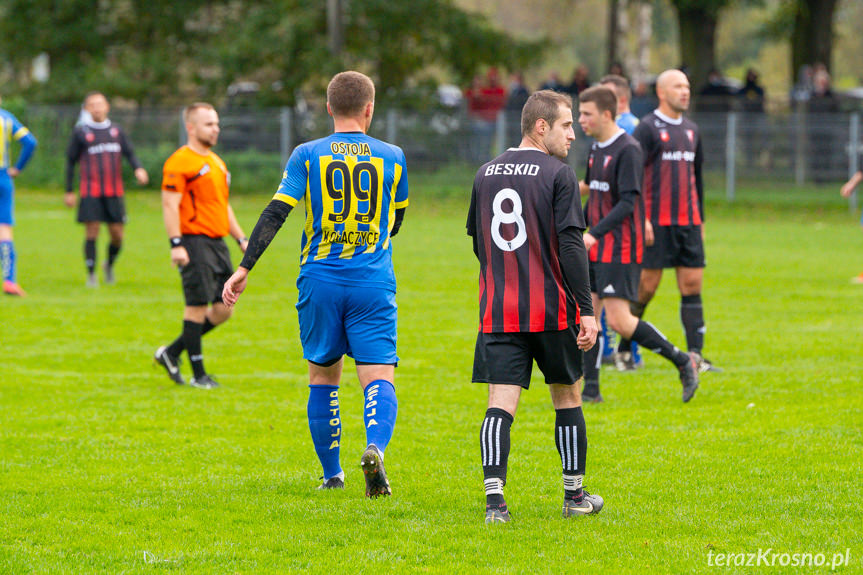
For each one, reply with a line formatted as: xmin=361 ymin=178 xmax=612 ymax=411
xmin=583 ymin=232 xmax=597 ymax=252
xmin=134 ymin=168 xmax=149 ymax=185
xmin=577 ymin=315 xmax=598 ymax=351
xmin=644 ymin=220 xmax=654 ymax=246
xmin=840 ymin=182 xmax=857 ymax=198
xmin=222 ymin=268 xmax=249 ymax=307
xmin=170 ymin=246 xmax=190 ymax=267
xmin=7 ymin=167 xmax=19 ymax=178
xmin=63 ymin=191 xmax=76 ymax=208
xmin=578 ymin=180 xmax=590 ymax=197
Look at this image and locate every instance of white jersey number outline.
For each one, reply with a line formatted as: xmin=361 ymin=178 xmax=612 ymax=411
xmin=490 ymin=188 xmax=527 ymax=252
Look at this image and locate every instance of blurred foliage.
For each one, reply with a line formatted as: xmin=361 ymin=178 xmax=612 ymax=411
xmin=0 ymin=0 xmax=543 ymax=108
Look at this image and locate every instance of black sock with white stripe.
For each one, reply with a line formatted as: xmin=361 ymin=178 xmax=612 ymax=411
xmin=631 ymin=319 xmax=689 ymax=366
xmin=556 ymin=407 xmax=587 ymax=501
xmin=481 ymin=407 xmax=513 ymax=506
xmin=617 ymin=301 xmax=646 ymax=353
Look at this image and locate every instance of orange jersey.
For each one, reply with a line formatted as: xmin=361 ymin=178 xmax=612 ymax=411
xmin=161 ymin=146 xmax=231 ymax=237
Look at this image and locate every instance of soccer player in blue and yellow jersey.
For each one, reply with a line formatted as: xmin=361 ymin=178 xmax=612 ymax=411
xmin=222 ymin=71 xmax=408 ymax=498
xmin=0 ymin=95 xmax=37 ymax=296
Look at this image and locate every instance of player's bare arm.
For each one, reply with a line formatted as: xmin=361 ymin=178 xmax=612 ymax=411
xmin=840 ymin=172 xmax=862 ymax=198
xmin=226 ymin=204 xmax=248 ymax=252
xmin=161 ymin=191 xmax=189 ymax=267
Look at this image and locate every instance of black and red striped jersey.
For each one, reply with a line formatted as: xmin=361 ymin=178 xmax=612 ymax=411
xmin=634 ymin=110 xmax=703 ymax=227
xmin=584 ymin=130 xmax=645 ymax=264
xmin=66 ymin=120 xmax=142 ymax=198
xmin=467 ymin=148 xmax=586 ymax=333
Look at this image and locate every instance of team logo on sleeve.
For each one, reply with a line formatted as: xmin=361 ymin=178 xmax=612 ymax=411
xmin=588 ymin=154 xmax=594 ymax=168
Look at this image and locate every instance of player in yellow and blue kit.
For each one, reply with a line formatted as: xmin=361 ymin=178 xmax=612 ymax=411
xmin=0 ymin=96 xmax=38 ymax=296
xmin=222 ymin=71 xmax=408 ymax=498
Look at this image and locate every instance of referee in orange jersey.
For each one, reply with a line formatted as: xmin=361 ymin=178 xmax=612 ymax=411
xmin=154 ymin=103 xmax=248 ymax=389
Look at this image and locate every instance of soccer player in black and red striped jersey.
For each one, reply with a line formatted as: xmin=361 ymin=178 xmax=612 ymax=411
xmin=577 ymin=86 xmax=699 ymax=404
xmin=65 ymin=92 xmax=149 ymax=287
xmin=467 ymin=90 xmax=600 ymax=523
xmin=630 ymin=69 xmax=719 ymax=373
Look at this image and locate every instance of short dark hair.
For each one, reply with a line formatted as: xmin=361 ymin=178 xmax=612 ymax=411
xmin=327 ymin=71 xmax=375 ymax=117
xmin=83 ymin=91 xmax=107 ymax=105
xmin=599 ymin=74 xmax=631 ymax=102
xmin=521 ymin=90 xmax=572 ymax=137
xmin=579 ymin=86 xmax=618 ymax=118
xmin=183 ymin=102 xmax=216 ymax=124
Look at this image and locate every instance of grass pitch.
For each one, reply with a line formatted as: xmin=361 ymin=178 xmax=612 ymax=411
xmin=1 ymin=179 xmax=861 ymax=574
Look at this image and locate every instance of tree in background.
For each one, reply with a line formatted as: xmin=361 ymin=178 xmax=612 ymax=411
xmin=0 ymin=0 xmax=542 ymax=107
xmin=668 ymin=0 xmax=733 ymax=91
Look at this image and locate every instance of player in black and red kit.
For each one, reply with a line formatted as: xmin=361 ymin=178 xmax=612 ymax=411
xmin=467 ymin=90 xmax=601 ymax=524
xmin=65 ymin=92 xmax=149 ymax=287
xmin=629 ymin=69 xmax=719 ymax=373
xmin=577 ymin=86 xmax=699 ymax=404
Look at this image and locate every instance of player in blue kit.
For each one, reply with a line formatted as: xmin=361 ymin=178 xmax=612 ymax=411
xmin=0 ymin=95 xmax=37 ymax=296
xmin=222 ymin=71 xmax=408 ymax=498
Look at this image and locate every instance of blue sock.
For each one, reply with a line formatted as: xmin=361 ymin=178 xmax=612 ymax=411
xmin=364 ymin=379 xmax=397 ymax=454
xmin=1 ymin=241 xmax=15 ymax=283
xmin=307 ymin=385 xmax=342 ymax=479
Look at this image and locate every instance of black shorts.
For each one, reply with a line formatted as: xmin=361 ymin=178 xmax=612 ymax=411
xmin=589 ymin=261 xmax=640 ymax=302
xmin=179 ymin=235 xmax=233 ymax=306
xmin=77 ymin=196 xmax=127 ymax=224
xmin=472 ymin=326 xmax=583 ymax=388
xmin=643 ymin=225 xmax=705 ymax=269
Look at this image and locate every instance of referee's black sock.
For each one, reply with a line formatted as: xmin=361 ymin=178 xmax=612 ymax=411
xmin=556 ymin=407 xmax=586 ymax=500
xmin=181 ymin=320 xmax=206 ymax=378
xmin=107 ymin=242 xmax=122 ymax=268
xmin=632 ymin=319 xmax=688 ymax=366
xmin=481 ymin=408 xmax=513 ymax=506
xmin=617 ymin=301 xmax=647 ymax=354
xmin=166 ymin=318 xmax=216 ymax=358
xmin=680 ymin=294 xmax=704 ymax=353
xmin=84 ymin=239 xmax=97 ymax=275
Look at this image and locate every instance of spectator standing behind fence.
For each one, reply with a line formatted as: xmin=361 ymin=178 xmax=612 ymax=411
xmin=808 ymin=65 xmax=840 ymax=182
xmin=65 ymin=92 xmax=149 ymax=287
xmin=840 ymin=157 xmax=863 ymax=284
xmin=698 ymin=68 xmax=734 ymax=113
xmin=738 ymin=69 xmax=767 ymax=168
xmin=465 ymin=69 xmax=506 ymax=163
xmin=505 ymin=72 xmax=530 ymax=148
xmin=539 ymin=71 xmax=565 ymax=92
xmin=565 ymin=65 xmax=591 ymax=99
xmin=0 ymin=95 xmax=37 ymax=297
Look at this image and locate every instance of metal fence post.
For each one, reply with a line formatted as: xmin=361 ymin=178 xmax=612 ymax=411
xmin=386 ymin=109 xmax=397 ymax=144
xmin=794 ymin=107 xmax=806 ymax=185
xmin=850 ymin=112 xmax=859 ymax=214
xmin=178 ymin=109 xmax=185 ymax=147
xmin=495 ymin=113 xmax=506 ymax=157
xmin=280 ymin=107 xmax=292 ymax=169
xmin=725 ymin=112 xmax=736 ymax=202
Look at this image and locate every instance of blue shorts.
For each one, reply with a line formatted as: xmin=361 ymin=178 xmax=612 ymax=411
xmin=0 ymin=171 xmax=13 ymax=225
xmin=296 ymin=275 xmax=398 ymax=365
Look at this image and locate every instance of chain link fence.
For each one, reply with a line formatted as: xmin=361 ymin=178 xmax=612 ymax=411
xmin=19 ymin=105 xmax=862 ymax=202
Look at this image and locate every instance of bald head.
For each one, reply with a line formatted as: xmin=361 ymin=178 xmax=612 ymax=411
xmin=656 ymin=69 xmax=690 ymax=117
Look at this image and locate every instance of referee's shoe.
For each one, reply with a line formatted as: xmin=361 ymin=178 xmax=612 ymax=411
xmin=154 ymin=346 xmax=185 ymax=385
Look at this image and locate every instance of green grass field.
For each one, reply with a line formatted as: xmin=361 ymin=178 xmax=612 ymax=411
xmin=1 ymin=178 xmax=861 ymax=574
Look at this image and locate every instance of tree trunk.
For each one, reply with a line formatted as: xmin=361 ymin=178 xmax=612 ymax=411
xmin=608 ymin=0 xmax=619 ymax=71
xmin=791 ymin=0 xmax=837 ymax=77
xmin=676 ymin=5 xmax=718 ymax=93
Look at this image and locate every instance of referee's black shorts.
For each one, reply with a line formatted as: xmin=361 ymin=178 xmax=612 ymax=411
xmin=77 ymin=196 xmax=127 ymax=224
xmin=472 ymin=326 xmax=583 ymax=388
xmin=179 ymin=235 xmax=233 ymax=306
xmin=642 ymin=224 xmax=705 ymax=269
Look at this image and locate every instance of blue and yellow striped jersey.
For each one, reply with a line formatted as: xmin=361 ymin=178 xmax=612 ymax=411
xmin=0 ymin=108 xmax=36 ymax=171
xmin=274 ymin=131 xmax=409 ymax=290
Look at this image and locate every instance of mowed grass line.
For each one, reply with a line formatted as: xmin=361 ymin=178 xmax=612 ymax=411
xmin=0 ymin=185 xmax=861 ymax=574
